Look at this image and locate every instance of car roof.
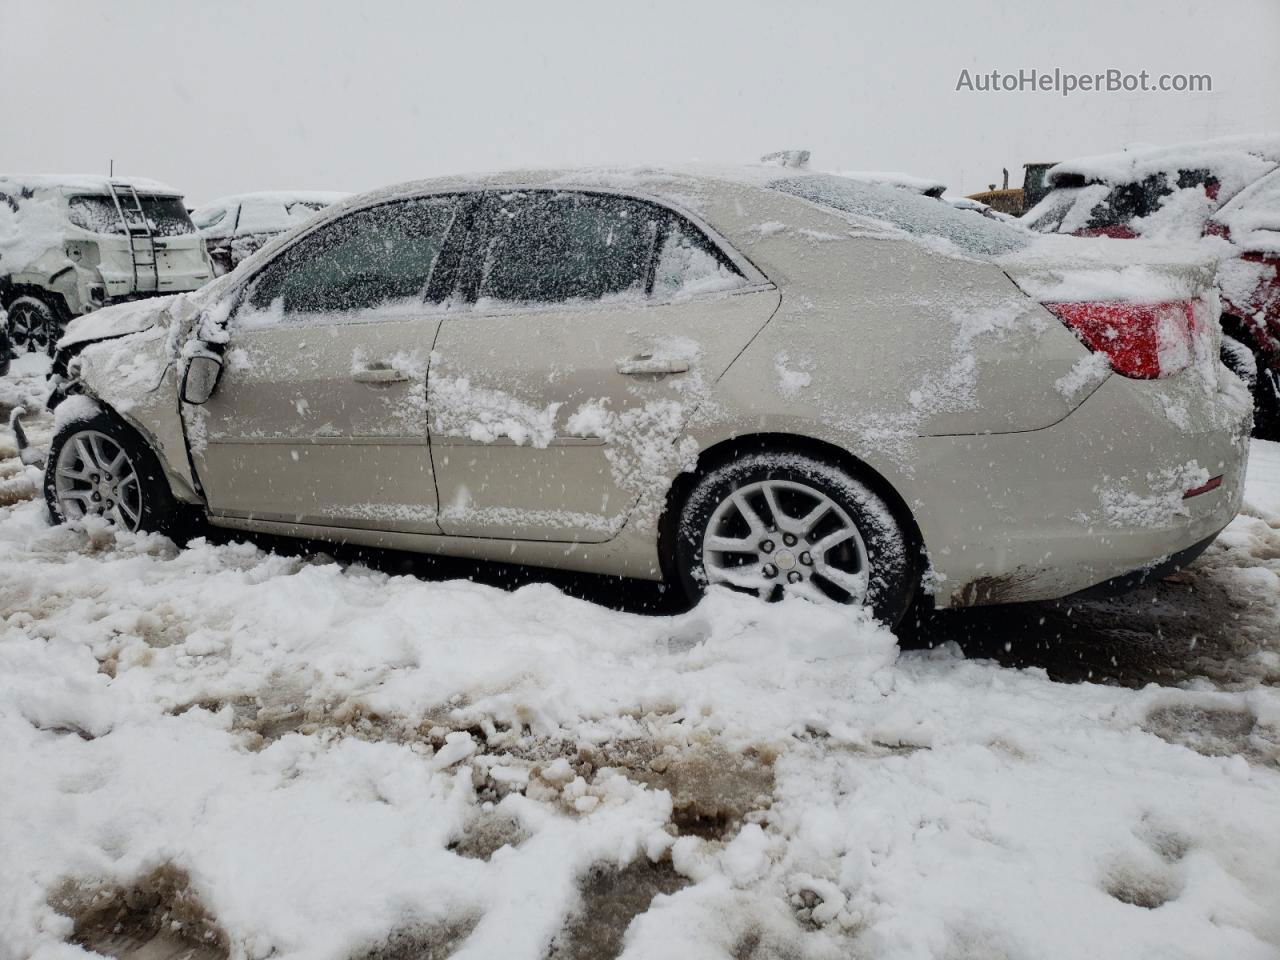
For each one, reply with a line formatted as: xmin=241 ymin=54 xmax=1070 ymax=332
xmin=194 ymin=190 xmax=351 ymax=210
xmin=0 ymin=174 xmax=183 ymax=197
xmin=324 ymin=163 xmax=827 ymax=215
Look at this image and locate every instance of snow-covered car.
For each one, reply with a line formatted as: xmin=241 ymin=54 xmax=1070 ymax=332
xmin=0 ymin=175 xmax=214 ymax=355
xmin=1023 ymin=135 xmax=1280 ymax=436
xmin=32 ymin=166 xmax=1250 ymax=628
xmin=191 ymin=191 xmax=350 ymax=276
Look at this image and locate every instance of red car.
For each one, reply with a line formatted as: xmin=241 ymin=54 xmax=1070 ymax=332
xmin=1026 ymin=135 xmax=1280 ymax=437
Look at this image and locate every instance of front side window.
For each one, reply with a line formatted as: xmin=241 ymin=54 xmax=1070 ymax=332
xmin=242 ymin=195 xmax=460 ymax=321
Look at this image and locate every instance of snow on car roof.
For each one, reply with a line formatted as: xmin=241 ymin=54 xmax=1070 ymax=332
xmin=194 ymin=190 xmax=351 ymax=209
xmin=1046 ymin=133 xmax=1280 ymax=197
xmin=0 ymin=173 xmax=184 ymax=197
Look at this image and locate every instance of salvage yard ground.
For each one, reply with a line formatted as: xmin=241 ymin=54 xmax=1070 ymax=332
xmin=1 ymin=360 xmax=1278 ymax=960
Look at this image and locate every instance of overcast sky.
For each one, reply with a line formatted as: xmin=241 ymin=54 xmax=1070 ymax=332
xmin=3 ymin=0 xmax=1277 ymax=205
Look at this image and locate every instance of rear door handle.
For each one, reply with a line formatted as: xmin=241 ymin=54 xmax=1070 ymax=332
xmin=353 ymin=362 xmax=410 ymax=384
xmin=616 ymin=354 xmax=690 ymax=376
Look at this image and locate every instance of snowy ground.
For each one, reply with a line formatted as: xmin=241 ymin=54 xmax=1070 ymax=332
xmin=1 ymin=363 xmax=1279 ymax=960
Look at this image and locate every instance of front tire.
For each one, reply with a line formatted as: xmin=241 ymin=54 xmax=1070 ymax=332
xmin=673 ymin=452 xmax=917 ymax=627
xmin=44 ymin=411 xmax=187 ymax=537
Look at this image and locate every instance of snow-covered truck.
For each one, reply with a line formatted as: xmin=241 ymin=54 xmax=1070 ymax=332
xmin=0 ymin=175 xmax=214 ymax=355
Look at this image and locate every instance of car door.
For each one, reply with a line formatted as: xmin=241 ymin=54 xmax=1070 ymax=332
xmin=428 ymin=188 xmax=779 ymax=542
xmin=190 ymin=193 xmax=468 ymax=533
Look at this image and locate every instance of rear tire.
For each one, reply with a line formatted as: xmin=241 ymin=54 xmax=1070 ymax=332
xmin=6 ymin=295 xmax=61 ymax=357
xmin=673 ymin=451 xmax=917 ymax=628
xmin=44 ymin=411 xmax=193 ymax=539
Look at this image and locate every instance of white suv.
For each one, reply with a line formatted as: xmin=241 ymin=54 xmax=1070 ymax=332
xmin=0 ymin=175 xmax=214 ymax=354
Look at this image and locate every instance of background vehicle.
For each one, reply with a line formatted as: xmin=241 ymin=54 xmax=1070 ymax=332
xmin=37 ymin=166 xmax=1248 ymax=629
xmin=1024 ymin=134 xmax=1280 ymax=436
xmin=0 ymin=175 xmax=213 ymax=355
xmin=191 ymin=191 xmax=349 ymax=275
xmin=0 ymin=306 xmax=9 ymax=377
xmin=966 ymin=163 xmax=1059 ymax=216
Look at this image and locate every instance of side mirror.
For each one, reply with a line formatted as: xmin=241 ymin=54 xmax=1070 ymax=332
xmin=181 ymin=350 xmax=224 ymax=405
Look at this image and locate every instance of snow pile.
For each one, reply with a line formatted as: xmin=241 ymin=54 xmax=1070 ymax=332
xmin=0 ymin=187 xmax=68 ymax=275
xmin=1 ymin=463 xmax=1279 ymax=957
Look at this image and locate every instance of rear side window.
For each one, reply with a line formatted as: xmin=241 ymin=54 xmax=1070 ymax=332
xmin=652 ymin=218 xmax=745 ymax=298
xmin=476 ymin=191 xmax=658 ymax=305
xmin=68 ymin=196 xmax=124 ymax=235
xmin=474 ymin=190 xmax=746 ymax=307
xmin=243 ymin=195 xmax=460 ymax=319
xmin=771 ymin=174 xmax=1028 ymax=257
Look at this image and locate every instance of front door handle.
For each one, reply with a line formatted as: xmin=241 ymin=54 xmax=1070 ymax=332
xmin=353 ymin=363 xmax=410 ymax=384
xmin=616 ymin=354 xmax=690 ymax=376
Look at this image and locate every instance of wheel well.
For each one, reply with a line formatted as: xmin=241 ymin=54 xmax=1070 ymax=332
xmin=2 ymin=284 xmax=72 ymax=320
xmin=657 ymin=432 xmax=927 ymax=584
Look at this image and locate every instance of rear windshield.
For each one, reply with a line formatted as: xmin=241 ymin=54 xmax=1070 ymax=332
xmin=770 ymin=174 xmax=1028 ymax=257
xmin=68 ymin=194 xmax=196 ymax=237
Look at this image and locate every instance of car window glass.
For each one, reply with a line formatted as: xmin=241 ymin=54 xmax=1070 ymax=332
xmin=240 ymin=196 xmax=460 ymax=323
xmin=652 ymin=217 xmax=746 ymax=299
xmin=68 ymin=194 xmax=196 ymax=237
xmin=237 ymin=200 xmax=292 ymax=236
xmin=475 ymin=191 xmax=659 ymax=306
xmin=68 ymin=196 xmax=125 ymax=235
xmin=1088 ymin=174 xmax=1169 ymax=228
xmin=192 ymin=207 xmax=227 ymax=230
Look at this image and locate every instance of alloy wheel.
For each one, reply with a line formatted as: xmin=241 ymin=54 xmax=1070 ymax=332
xmin=701 ymin=478 xmax=870 ymax=605
xmin=53 ymin=430 xmax=143 ymax=531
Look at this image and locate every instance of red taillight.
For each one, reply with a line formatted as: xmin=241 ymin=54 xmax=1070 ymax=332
xmin=1183 ymin=475 xmax=1223 ymax=499
xmin=1043 ymin=300 xmax=1199 ymax=379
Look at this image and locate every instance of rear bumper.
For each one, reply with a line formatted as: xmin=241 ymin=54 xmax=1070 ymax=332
xmin=913 ymin=364 xmax=1251 ymax=608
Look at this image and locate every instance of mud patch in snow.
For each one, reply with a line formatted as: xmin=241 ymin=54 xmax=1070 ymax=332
xmin=353 ymin=915 xmax=481 ymax=960
xmin=1142 ymin=703 xmax=1278 ymax=766
xmin=56 ymin=865 xmax=229 ymax=959
xmin=546 ymin=859 xmax=688 ymax=960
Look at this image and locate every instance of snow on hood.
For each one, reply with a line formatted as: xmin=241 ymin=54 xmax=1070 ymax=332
xmin=57 ymin=295 xmax=178 ymax=350
xmin=998 ymin=234 xmax=1218 ymax=303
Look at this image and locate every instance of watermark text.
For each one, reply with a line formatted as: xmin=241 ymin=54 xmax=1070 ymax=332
xmin=955 ymin=68 xmax=1212 ymax=96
